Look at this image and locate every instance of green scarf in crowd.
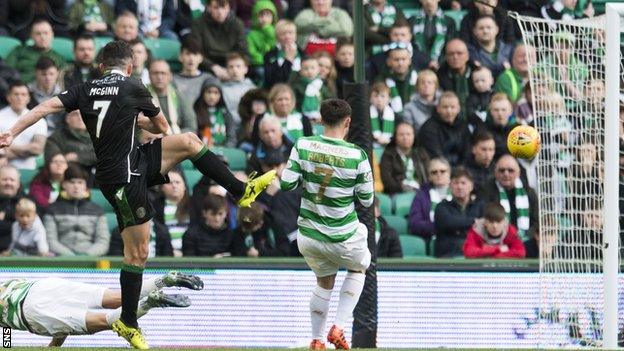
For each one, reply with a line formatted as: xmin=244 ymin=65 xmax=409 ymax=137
xmin=497 ymin=178 xmax=530 ymax=240
xmin=208 ymin=107 xmax=227 ymax=146
xmin=411 ymin=8 xmax=449 ymax=62
xmin=147 ymin=84 xmax=181 ymax=134
xmin=369 ymin=4 xmax=399 ymax=55
xmin=275 ymin=44 xmax=301 ymax=72
xmin=83 ymin=0 xmax=105 ymax=23
xmin=370 ymin=105 xmax=395 ymax=143
xmin=301 ymin=76 xmax=324 ymax=121
xmin=385 ymin=70 xmax=417 ymax=116
xmin=275 ymin=112 xmax=305 ymax=142
xmin=429 ymin=187 xmax=451 ymax=222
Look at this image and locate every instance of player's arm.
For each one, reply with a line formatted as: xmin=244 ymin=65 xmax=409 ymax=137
xmin=354 ymin=155 xmax=374 ymax=208
xmin=137 ymin=111 xmax=170 ymax=134
xmin=48 ymin=335 xmax=67 ymax=347
xmin=0 ymin=97 xmax=63 ymax=148
xmin=280 ymin=146 xmax=302 ymax=191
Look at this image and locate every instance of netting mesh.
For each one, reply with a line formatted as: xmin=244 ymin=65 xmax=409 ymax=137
xmin=514 ymin=13 xmax=623 ymax=347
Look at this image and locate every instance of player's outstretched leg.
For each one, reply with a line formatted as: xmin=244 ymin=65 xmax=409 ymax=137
xmin=326 ymin=270 xmax=366 ymax=350
xmin=160 ymin=132 xmax=276 ymax=207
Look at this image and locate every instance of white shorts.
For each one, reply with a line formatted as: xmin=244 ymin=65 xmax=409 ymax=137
xmin=22 ymin=278 xmax=107 ymax=336
xmin=297 ymin=222 xmax=371 ymax=277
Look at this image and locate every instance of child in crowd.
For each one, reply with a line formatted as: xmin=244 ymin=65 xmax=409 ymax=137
xmin=231 ymin=203 xmax=264 ymax=257
xmin=466 ymin=66 xmax=494 ymax=130
xmin=7 ymin=198 xmax=50 ymax=256
xmin=182 ymin=194 xmax=232 ymax=257
xmin=290 ymin=56 xmax=331 ymax=122
xmin=247 ymin=0 xmax=278 ymax=84
xmin=334 ymin=38 xmax=355 ymax=99
xmin=193 ymin=81 xmax=235 ymax=147
xmin=158 ymin=169 xmax=191 ymax=257
xmin=174 ymin=35 xmax=217 ymax=111
xmin=369 ymin=81 xmax=395 ymax=147
xmin=220 ymin=52 xmax=257 ymax=131
xmin=486 ymin=92 xmax=518 ymax=159
xmin=264 ymin=19 xmax=303 ymax=88
xmin=129 ymin=39 xmax=150 ymax=85
xmin=312 ymin=50 xmax=337 ymax=97
xmin=237 ymin=89 xmax=269 ymax=152
xmin=463 ymin=202 xmax=526 ymax=259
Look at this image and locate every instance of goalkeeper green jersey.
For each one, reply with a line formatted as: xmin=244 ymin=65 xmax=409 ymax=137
xmin=0 ymin=279 xmax=34 ymax=330
xmin=281 ymin=135 xmax=374 ymax=242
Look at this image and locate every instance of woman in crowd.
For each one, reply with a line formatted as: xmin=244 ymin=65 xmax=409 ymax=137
xmin=380 ymin=122 xmax=429 ymax=195
xmin=154 ymin=169 xmax=191 ymax=257
xmin=29 ymin=153 xmax=68 ymax=210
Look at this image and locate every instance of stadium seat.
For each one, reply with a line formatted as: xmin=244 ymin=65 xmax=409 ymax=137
xmin=51 ymin=37 xmax=75 ymax=62
xmin=0 ymin=36 xmax=21 ymax=59
xmin=19 ymin=169 xmax=38 ymax=190
xmin=313 ymin=124 xmax=324 ymax=135
xmin=373 ymin=147 xmax=384 ymax=161
xmin=393 ymin=191 xmax=415 ymax=217
xmin=105 ymin=212 xmax=118 ymax=231
xmin=90 ymin=188 xmax=114 ymax=212
xmin=180 ymin=159 xmax=195 ymax=170
xmin=94 ymin=36 xmax=113 ymax=53
xmin=35 ymin=155 xmax=44 ymax=169
xmin=144 ymin=37 xmax=181 ymax=62
xmin=210 ymin=147 xmax=247 ymax=171
xmin=183 ymin=169 xmax=203 ymax=191
xmin=445 ymin=10 xmax=467 ymax=31
xmin=376 ymin=192 xmax=392 ymax=215
xmin=399 ymin=235 xmax=427 ymax=257
xmin=384 ymin=215 xmax=408 ymax=235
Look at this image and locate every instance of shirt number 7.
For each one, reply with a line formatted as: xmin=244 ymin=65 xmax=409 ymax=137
xmin=314 ymin=166 xmax=333 ymax=202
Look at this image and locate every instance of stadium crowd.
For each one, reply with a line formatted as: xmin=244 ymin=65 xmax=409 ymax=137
xmin=0 ymin=0 xmax=612 ymax=259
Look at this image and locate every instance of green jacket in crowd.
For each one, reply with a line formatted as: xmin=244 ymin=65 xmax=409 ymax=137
xmin=5 ymin=46 xmax=66 ymax=83
xmin=246 ymin=0 xmax=277 ymax=66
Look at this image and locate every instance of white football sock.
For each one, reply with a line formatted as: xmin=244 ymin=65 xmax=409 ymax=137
xmin=334 ymin=272 xmax=365 ymax=328
xmin=310 ymin=285 xmax=332 ymax=340
xmin=139 ymin=277 xmax=161 ymax=299
xmin=106 ymin=298 xmax=151 ymax=327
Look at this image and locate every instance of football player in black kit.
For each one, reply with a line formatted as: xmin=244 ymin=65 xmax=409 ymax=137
xmin=0 ymin=41 xmax=276 ymax=349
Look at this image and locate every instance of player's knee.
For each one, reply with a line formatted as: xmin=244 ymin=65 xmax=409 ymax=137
xmin=127 ymin=245 xmax=149 ymax=265
xmin=182 ymin=132 xmax=202 ymax=154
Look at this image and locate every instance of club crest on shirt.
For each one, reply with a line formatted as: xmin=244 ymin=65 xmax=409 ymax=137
xmin=136 ymin=207 xmax=146 ymax=219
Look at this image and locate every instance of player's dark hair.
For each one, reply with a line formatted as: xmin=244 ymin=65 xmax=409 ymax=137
xmin=320 ymin=99 xmax=351 ymax=127
xmin=35 ymin=56 xmax=57 ymax=71
xmin=74 ymin=33 xmax=95 ymax=48
xmin=471 ymin=129 xmax=495 ymax=146
xmin=484 ymin=202 xmax=506 ymax=222
xmin=203 ymin=194 xmax=227 ymax=213
xmin=7 ymin=81 xmax=28 ymax=93
xmin=181 ymin=35 xmax=203 ymax=55
xmin=99 ymin=40 xmax=133 ymax=69
xmin=450 ymin=166 xmax=473 ymax=182
xmin=226 ymin=52 xmax=249 ymax=66
xmin=63 ymin=162 xmax=89 ymax=182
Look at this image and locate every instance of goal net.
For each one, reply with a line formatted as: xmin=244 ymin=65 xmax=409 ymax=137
xmin=514 ymin=8 xmax=623 ymax=348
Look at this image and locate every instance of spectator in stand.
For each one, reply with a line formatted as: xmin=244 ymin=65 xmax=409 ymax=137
xmin=0 ymin=60 xmax=20 ymax=110
xmin=463 ymin=130 xmax=495 ymax=195
xmin=403 ymin=69 xmax=441 ymax=132
xmin=154 ymin=169 xmax=191 ymax=257
xmin=220 ymin=53 xmax=256 ymax=132
xmin=334 ymin=38 xmax=354 ymax=99
xmin=375 ymin=44 xmax=418 ymax=119
xmin=68 ymin=0 xmax=115 ymax=37
xmin=364 ymin=0 xmax=406 ymax=56
xmin=129 ymin=39 xmax=150 ymax=85
xmin=60 ymin=34 xmax=101 ymax=91
xmin=247 ymin=116 xmax=294 ymax=174
xmin=437 ymin=38 xmax=475 ymax=120
xmin=5 ymin=198 xmax=49 ymax=256
xmin=263 ymin=19 xmax=304 ymax=89
xmin=147 ymin=60 xmax=198 ymax=135
xmin=484 ymin=93 xmax=518 ymax=160
xmin=541 ymin=0 xmax=591 ymax=21
xmin=369 ymin=81 xmax=395 ymax=147
xmin=418 ymin=91 xmax=470 ymax=166
xmin=459 ymin=0 xmax=517 ymax=45
xmin=311 ymin=50 xmax=338 ymax=99
xmin=232 ymin=201 xmax=291 ymax=257
xmin=380 ymin=122 xmax=430 ymax=195
xmin=524 ymin=214 xmax=559 ymax=259
xmin=294 ymin=0 xmax=353 ymax=56
xmin=434 ymin=166 xmax=484 ymax=257
xmin=5 ymin=19 xmax=66 ymax=84
xmin=44 ymin=110 xmax=97 ymax=180
xmin=252 ymin=84 xmax=312 ymax=145
xmin=478 ymin=154 xmax=539 ymax=242
xmin=466 ymin=66 xmax=494 ymax=130
xmin=408 ymin=157 xmax=451 ymax=248
xmin=495 ymin=44 xmax=536 ymax=104
xmin=410 ymin=0 xmax=456 ymax=70
xmin=4 ymin=0 xmax=69 ymax=42
xmin=463 ymin=201 xmax=526 ymax=259
xmin=182 ymin=193 xmax=233 ymax=257
xmin=173 ymin=35 xmax=217 ymax=114
xmin=193 ymin=80 xmax=235 ymax=147
xmin=28 ymin=57 xmax=64 ymax=134
xmin=246 ymin=0 xmax=278 ymax=83
xmin=237 ymin=88 xmax=268 ymax=152
xmin=468 ymin=15 xmax=514 ymax=78
xmin=113 ymin=11 xmax=140 ymax=42
xmin=230 ymin=0 xmax=283 ymax=29
xmin=290 ymin=56 xmax=332 ymax=123
xmin=374 ymin=198 xmax=403 ymax=258
xmin=44 ymin=164 xmax=110 ymax=256
xmin=0 ymin=165 xmax=24 ymax=252
xmin=115 ymin=0 xmax=178 ymax=39
xmin=192 ymin=0 xmax=247 ymax=81
xmin=515 ymin=84 xmax=535 ymax=127
xmin=29 ymin=153 xmax=67 ymax=210
xmin=0 ymin=82 xmax=47 ymax=170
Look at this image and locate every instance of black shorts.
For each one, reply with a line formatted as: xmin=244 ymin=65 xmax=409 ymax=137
xmin=100 ymin=139 xmax=169 ymax=231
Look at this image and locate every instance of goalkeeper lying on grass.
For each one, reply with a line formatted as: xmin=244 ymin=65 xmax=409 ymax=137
xmin=0 ymin=271 xmax=203 ymax=347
